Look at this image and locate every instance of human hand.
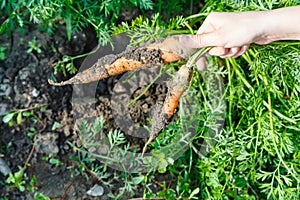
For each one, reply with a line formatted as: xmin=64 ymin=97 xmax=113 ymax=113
xmin=181 ymin=11 xmax=274 ymax=55
xmin=179 ymin=7 xmax=300 ymax=70
xmin=179 ymin=11 xmax=271 ymax=70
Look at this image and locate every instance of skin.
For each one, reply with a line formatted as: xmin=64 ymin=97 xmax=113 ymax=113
xmin=179 ymin=6 xmax=300 ymax=70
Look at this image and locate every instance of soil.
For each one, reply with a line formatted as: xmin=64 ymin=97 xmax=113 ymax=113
xmin=0 ymin=22 xmax=173 ymax=199
xmin=0 ymin=0 xmax=208 ymax=197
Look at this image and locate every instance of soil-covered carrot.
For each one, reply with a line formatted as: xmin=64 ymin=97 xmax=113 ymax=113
xmin=48 ymin=47 xmax=182 ymax=86
xmin=142 ymin=64 xmax=193 ymax=155
xmin=162 ymin=64 xmax=193 ymax=118
xmin=141 ymin=47 xmax=211 ymax=155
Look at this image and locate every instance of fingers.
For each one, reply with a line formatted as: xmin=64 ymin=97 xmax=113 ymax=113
xmin=193 ymin=45 xmax=249 ymax=72
xmin=233 ymin=45 xmax=249 ymax=57
xmin=208 ymin=47 xmax=229 ymax=56
xmin=208 ymin=45 xmax=249 ymax=58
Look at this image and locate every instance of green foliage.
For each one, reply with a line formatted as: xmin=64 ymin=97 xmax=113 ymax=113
xmin=27 ymin=127 xmax=38 ymax=139
xmin=148 ymin=43 xmax=300 ymax=199
xmin=52 ymin=55 xmax=77 ymax=76
xmin=114 ymin=13 xmax=191 ymax=46
xmin=68 ymin=116 xmax=153 ymax=198
xmin=143 ymin=149 xmax=170 ymax=173
xmin=188 ymin=0 xmax=300 ymax=27
xmin=42 ymin=155 xmax=63 ymax=166
xmin=50 ymin=47 xmax=102 ymax=76
xmin=2 ymin=0 xmax=300 ymax=199
xmin=0 ymin=0 xmax=153 ymax=44
xmin=139 ymin=1 xmax=300 ymax=199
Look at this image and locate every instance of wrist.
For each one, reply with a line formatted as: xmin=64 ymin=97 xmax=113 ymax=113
xmin=260 ymin=6 xmax=300 ymax=43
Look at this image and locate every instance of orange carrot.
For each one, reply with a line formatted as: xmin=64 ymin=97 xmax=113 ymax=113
xmin=48 ymin=47 xmax=183 ymax=86
xmin=162 ymin=64 xmax=193 ymax=118
xmin=142 ymin=64 xmax=193 ymax=156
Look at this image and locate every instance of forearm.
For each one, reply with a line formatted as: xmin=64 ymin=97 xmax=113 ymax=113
xmin=262 ymin=6 xmax=300 ymax=42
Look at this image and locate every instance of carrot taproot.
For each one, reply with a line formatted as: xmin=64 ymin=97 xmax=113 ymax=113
xmin=48 ymin=47 xmax=183 ymax=86
xmin=142 ymin=64 xmax=193 ymax=156
xmin=141 ymin=47 xmax=212 ymax=155
xmin=48 ymin=57 xmax=141 ymax=86
xmin=163 ymin=64 xmax=193 ymax=118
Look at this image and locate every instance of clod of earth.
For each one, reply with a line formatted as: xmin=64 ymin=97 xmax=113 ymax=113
xmin=0 ymin=157 xmax=11 ymax=177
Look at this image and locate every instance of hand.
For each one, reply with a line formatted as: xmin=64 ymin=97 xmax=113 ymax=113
xmin=179 ymin=6 xmax=300 ymax=70
xmin=180 ymin=11 xmax=270 ymax=58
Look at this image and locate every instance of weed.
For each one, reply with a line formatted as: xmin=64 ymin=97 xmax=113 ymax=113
xmin=27 ymin=127 xmax=38 ymax=139
xmin=2 ymin=105 xmax=45 ymax=127
xmin=42 ymin=155 xmax=63 ymax=166
xmin=5 ymin=166 xmax=33 ymax=192
xmin=6 ymin=168 xmax=26 ymax=191
xmin=0 ymin=46 xmax=6 ymax=60
xmin=27 ymin=37 xmax=42 ymax=54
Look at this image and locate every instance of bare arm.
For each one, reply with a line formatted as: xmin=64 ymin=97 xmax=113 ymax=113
xmin=262 ymin=6 xmax=300 ymax=43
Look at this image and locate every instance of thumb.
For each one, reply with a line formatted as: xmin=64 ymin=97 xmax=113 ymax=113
xmin=179 ymin=33 xmax=217 ymax=48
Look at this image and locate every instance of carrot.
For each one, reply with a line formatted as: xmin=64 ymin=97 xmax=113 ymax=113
xmin=48 ymin=47 xmax=183 ymax=86
xmin=162 ymin=64 xmax=193 ymax=118
xmin=48 ymin=57 xmax=141 ymax=86
xmin=142 ymin=64 xmax=193 ymax=156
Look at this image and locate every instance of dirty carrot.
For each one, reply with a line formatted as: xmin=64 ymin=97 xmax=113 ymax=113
xmin=48 ymin=57 xmax=141 ymax=85
xmin=142 ymin=64 xmax=193 ymax=156
xmin=48 ymin=47 xmax=183 ymax=86
xmin=141 ymin=47 xmax=211 ymax=156
xmin=162 ymin=65 xmax=193 ymax=118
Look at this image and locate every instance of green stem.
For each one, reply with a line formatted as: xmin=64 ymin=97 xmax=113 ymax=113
xmin=226 ymin=58 xmax=235 ymax=137
xmin=183 ymin=21 xmax=194 ymax=34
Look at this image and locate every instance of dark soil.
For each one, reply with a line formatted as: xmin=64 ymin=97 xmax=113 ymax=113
xmin=0 ymin=1 xmax=208 ymax=197
xmin=0 ymin=24 xmax=171 ymax=199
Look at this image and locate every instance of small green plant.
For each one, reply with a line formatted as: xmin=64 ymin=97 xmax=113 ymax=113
xmin=2 ymin=105 xmax=45 ymax=126
xmin=2 ymin=108 xmax=34 ymax=126
xmin=42 ymin=155 xmax=63 ymax=167
xmin=27 ymin=37 xmax=42 ymax=54
xmin=51 ymin=49 xmax=98 ymax=76
xmin=143 ymin=150 xmax=171 ymax=173
xmin=6 ymin=166 xmax=27 ymax=192
xmin=0 ymin=46 xmax=6 ymax=60
xmin=107 ymin=173 xmax=146 ymax=199
xmin=27 ymin=127 xmax=38 ymax=139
